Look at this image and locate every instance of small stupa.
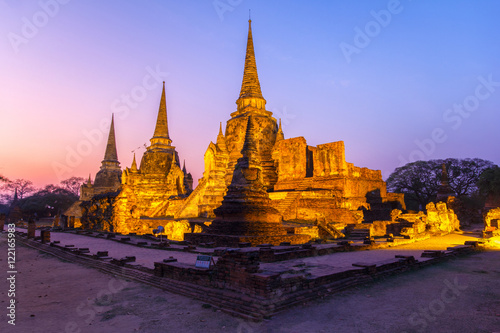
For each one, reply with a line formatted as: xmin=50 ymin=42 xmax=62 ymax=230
xmin=186 ymin=116 xmax=310 ymax=246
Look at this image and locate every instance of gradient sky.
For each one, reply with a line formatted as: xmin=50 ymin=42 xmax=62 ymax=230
xmin=1 ymin=0 xmax=499 ymax=189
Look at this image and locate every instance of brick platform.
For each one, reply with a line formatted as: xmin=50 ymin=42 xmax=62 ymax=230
xmin=184 ymin=232 xmax=311 ymax=247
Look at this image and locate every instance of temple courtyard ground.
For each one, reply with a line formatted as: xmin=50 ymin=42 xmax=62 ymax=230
xmin=1 ymin=229 xmax=499 ymax=332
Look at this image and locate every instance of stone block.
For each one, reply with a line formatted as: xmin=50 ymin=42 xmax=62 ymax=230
xmin=96 ymin=251 xmax=109 ymax=257
xmin=41 ymin=230 xmax=51 ymax=244
xmin=421 ymin=250 xmax=444 ymax=258
xmin=163 ymin=257 xmax=178 ymax=263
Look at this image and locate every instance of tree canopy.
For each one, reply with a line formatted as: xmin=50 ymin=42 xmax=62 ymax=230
xmin=60 ymin=176 xmax=86 ymax=196
xmin=20 ymin=185 xmax=78 ymax=218
xmin=7 ymin=179 xmax=36 ymax=199
xmin=386 ymin=158 xmax=495 ymax=210
xmin=478 ymin=166 xmax=500 ymax=197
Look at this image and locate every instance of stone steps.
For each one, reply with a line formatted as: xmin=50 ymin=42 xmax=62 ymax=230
xmin=296 ymin=178 xmax=315 ymax=191
xmin=349 ymin=229 xmax=370 ymax=240
xmin=318 ymin=223 xmax=345 ymax=239
xmin=276 ymin=192 xmax=302 ymax=216
xmin=174 ymin=177 xmax=208 ymax=218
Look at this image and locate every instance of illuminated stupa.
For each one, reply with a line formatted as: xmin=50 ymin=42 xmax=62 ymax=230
xmin=112 ymin=82 xmax=191 ymax=234
xmin=180 ymin=19 xmax=405 ymax=239
xmin=193 ymin=20 xmax=282 ymax=218
xmin=65 ymin=115 xmax=122 ymax=228
xmin=186 ymin=116 xmax=310 ymax=246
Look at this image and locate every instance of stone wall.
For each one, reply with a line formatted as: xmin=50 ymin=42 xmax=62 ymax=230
xmin=312 ymin=141 xmax=347 ymax=177
xmin=113 ymin=150 xmax=187 ymax=233
xmin=80 ymin=192 xmax=119 ymax=232
xmin=273 ymin=137 xmax=308 ymax=182
xmin=425 ymin=202 xmax=460 ymax=233
xmin=484 ymin=208 xmax=500 ymax=229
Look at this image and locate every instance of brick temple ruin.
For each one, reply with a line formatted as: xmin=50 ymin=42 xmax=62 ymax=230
xmin=65 ymin=20 xmax=461 ymax=244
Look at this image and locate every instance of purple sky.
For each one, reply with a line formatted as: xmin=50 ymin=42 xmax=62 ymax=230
xmin=1 ymin=0 xmax=499 ymax=188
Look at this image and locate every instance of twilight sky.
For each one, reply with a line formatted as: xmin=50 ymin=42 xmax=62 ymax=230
xmin=1 ymin=0 xmax=499 ymax=189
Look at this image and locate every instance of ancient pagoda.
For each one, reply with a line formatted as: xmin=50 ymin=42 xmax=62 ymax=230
xmin=436 ymin=163 xmax=455 ymax=202
xmin=178 ymin=19 xmax=405 ymax=236
xmin=187 ymin=116 xmax=310 ymax=246
xmin=187 ymin=19 xmax=282 ymax=219
xmin=65 ymin=115 xmax=122 ymax=228
xmin=83 ymin=114 xmax=122 ymax=198
xmin=7 ymin=188 xmax=22 ymax=224
xmin=112 ymin=82 xmax=191 ymax=234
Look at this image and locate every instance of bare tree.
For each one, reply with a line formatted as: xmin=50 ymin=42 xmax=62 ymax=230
xmin=60 ymin=176 xmax=86 ymax=197
xmin=5 ymin=179 xmax=36 ymax=199
xmin=0 ymin=175 xmax=10 ymax=204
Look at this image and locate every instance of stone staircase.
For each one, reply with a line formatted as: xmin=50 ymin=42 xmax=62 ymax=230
xmin=318 ymin=222 xmax=345 ymax=239
xmin=174 ymin=177 xmax=208 ymax=218
xmin=146 ymin=195 xmax=171 ymax=218
xmin=296 ymin=178 xmax=315 ymax=191
xmin=349 ymin=228 xmax=371 ymax=240
xmin=276 ymin=192 xmax=302 ymax=219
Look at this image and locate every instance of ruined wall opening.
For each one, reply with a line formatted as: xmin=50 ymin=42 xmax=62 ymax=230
xmin=306 ymin=146 xmax=314 ymax=178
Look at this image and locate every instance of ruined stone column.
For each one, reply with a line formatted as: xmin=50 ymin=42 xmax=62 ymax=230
xmin=27 ymin=218 xmax=36 ymax=239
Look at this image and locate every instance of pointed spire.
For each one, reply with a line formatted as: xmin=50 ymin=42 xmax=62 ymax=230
xmin=87 ymin=174 xmax=92 ymax=185
xmin=216 ymin=122 xmax=224 ymax=141
xmin=150 ymin=81 xmax=173 ymax=149
xmin=216 ymin=122 xmax=227 ymax=151
xmin=131 ymin=153 xmax=138 ymax=171
xmin=100 ymin=115 xmax=120 ymax=171
xmin=235 ymin=19 xmax=267 ymax=114
xmin=276 ymin=118 xmax=284 ymax=141
xmin=182 ymin=160 xmax=187 ymax=174
xmin=218 ymin=122 xmax=224 ymax=137
xmin=13 ymin=188 xmax=18 ymax=202
xmin=103 ymin=114 xmax=119 ymax=162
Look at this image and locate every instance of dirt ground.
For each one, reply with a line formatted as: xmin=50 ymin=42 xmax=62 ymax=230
xmin=1 ymin=233 xmax=499 ymax=333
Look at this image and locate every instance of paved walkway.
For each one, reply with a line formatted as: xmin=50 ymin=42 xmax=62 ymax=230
xmin=261 ymin=233 xmax=481 ymax=275
xmin=14 ymin=228 xmax=202 ymax=269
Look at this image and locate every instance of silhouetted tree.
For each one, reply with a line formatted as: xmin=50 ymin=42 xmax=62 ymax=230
xmin=60 ymin=176 xmax=85 ymax=196
xmin=446 ymin=158 xmax=496 ymax=196
xmin=0 ymin=175 xmax=10 ymax=213
xmin=387 ymin=158 xmax=495 ymax=210
xmin=478 ymin=166 xmax=500 ymax=197
xmin=4 ymin=179 xmax=36 ymax=199
xmin=20 ymin=185 xmax=78 ymax=218
xmin=386 ymin=161 xmax=440 ymax=210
